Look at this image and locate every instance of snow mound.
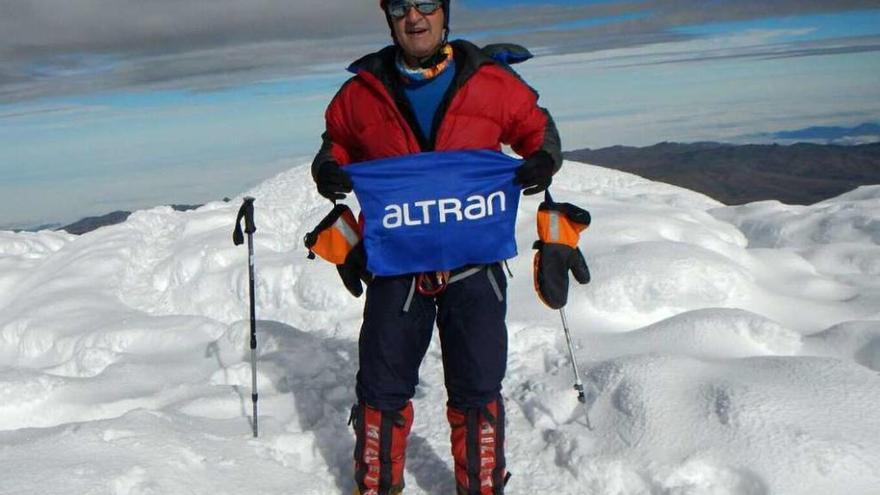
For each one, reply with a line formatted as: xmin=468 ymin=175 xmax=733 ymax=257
xmin=583 ymin=242 xmax=752 ymax=323
xmin=805 ymin=320 xmax=880 ymax=371
xmin=1 ymin=160 xmax=879 ymax=494
xmin=0 ymin=230 xmax=73 ymax=258
xmin=712 ymin=184 xmax=880 ymax=249
xmin=555 ymin=162 xmax=723 ymax=211
xmin=588 ymin=308 xmax=802 ymax=359
xmin=577 ymin=354 xmax=880 ymax=494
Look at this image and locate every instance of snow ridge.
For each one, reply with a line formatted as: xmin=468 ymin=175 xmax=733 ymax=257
xmin=1 ymin=161 xmax=878 ymax=494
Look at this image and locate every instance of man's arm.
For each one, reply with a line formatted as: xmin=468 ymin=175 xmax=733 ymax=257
xmin=497 ymin=71 xmax=562 ymax=195
xmin=311 ymin=130 xmax=352 ymax=180
xmin=311 ymin=87 xmax=357 ymax=200
xmin=499 ymin=74 xmax=563 ymax=173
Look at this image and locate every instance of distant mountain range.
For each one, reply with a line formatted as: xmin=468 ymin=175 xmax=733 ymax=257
xmin=59 ymin=204 xmax=203 ymax=235
xmin=730 ymin=122 xmax=880 ymax=145
xmin=564 ymin=141 xmax=880 ymax=205
xmin=769 ymin=123 xmax=880 ymax=142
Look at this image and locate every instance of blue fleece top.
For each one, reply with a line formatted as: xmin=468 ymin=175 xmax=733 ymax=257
xmin=402 ymin=59 xmax=456 ymax=140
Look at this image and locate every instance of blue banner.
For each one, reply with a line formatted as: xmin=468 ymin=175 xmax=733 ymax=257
xmin=346 ymin=150 xmax=522 ymax=276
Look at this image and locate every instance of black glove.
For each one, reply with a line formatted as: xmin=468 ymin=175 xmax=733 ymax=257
xmin=533 ymin=241 xmax=590 ymax=309
xmin=515 ymin=150 xmax=555 ymax=196
xmin=337 ymin=241 xmax=372 ymax=298
xmin=303 ymin=203 xmax=372 ymax=298
xmin=532 ymin=193 xmax=591 ymax=309
xmin=316 ymin=160 xmax=353 ymax=201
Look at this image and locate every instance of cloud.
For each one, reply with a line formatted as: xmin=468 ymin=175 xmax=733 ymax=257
xmin=1 ymin=0 xmax=879 ymax=103
xmin=521 ymin=26 xmax=880 ymax=75
xmin=0 ymin=105 xmax=84 ymax=120
xmin=553 ymin=101 xmax=880 ymax=149
xmin=0 ymin=1 xmax=378 ymax=56
xmin=589 ymin=33 xmax=880 ymax=69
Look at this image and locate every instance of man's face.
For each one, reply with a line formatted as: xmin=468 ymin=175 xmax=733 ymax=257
xmin=390 ymin=2 xmax=446 ymax=64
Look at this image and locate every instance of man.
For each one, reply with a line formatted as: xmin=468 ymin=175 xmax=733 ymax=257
xmin=311 ymin=1 xmax=562 ymax=493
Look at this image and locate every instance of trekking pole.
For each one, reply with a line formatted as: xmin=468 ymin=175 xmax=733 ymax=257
xmin=559 ymin=307 xmax=593 ymax=430
xmin=233 ymin=196 xmax=259 ymax=438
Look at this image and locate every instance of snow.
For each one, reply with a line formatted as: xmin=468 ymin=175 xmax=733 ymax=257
xmin=1 ymin=161 xmax=879 ymax=495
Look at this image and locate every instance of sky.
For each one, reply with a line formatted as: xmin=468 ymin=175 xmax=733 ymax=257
xmin=1 ymin=0 xmax=880 ymax=229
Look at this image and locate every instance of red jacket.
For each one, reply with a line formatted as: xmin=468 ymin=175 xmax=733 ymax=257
xmin=312 ymin=40 xmax=561 ymax=175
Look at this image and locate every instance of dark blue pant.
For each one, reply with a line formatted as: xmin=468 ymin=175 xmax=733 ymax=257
xmin=356 ymin=264 xmax=508 ymax=411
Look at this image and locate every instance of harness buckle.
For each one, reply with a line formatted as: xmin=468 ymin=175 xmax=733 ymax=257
xmin=416 ymin=271 xmax=450 ymax=296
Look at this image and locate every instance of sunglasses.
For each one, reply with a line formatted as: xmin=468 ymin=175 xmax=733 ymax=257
xmin=386 ymin=0 xmax=442 ymax=19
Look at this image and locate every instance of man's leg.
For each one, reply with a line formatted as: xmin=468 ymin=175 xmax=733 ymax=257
xmin=353 ymin=274 xmax=435 ymax=495
xmin=437 ymin=264 xmax=510 ymax=495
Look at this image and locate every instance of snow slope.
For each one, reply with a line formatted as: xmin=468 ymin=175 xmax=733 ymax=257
xmin=1 ymin=161 xmax=878 ymax=495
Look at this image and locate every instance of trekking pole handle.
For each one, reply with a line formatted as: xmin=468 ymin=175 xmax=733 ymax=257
xmin=233 ymin=197 xmax=257 ymax=246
